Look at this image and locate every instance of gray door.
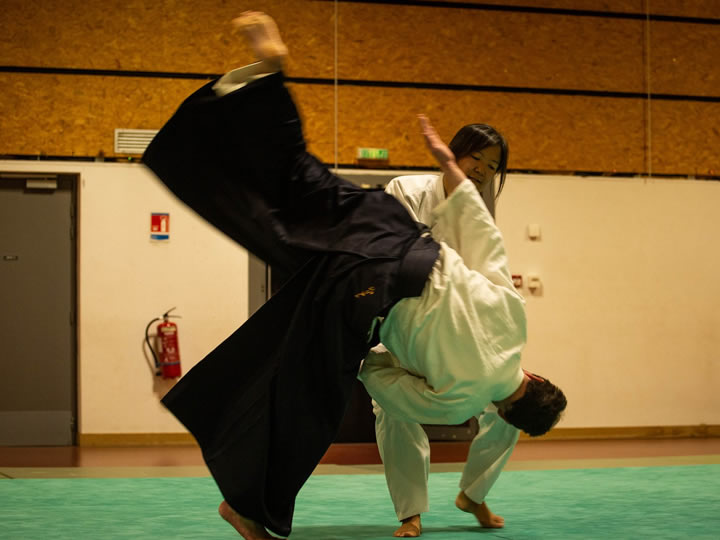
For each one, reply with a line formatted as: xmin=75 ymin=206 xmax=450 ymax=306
xmin=0 ymin=174 xmax=77 ymax=445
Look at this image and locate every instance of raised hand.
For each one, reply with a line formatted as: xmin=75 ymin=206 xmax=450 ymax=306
xmin=417 ymin=114 xmax=466 ymax=195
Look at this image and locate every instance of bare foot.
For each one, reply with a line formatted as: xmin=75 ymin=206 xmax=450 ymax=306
xmin=393 ymin=514 xmax=422 ymax=537
xmin=218 ymin=500 xmax=275 ymax=539
xmin=455 ymin=491 xmax=505 ymax=529
xmin=233 ymin=11 xmax=288 ymax=70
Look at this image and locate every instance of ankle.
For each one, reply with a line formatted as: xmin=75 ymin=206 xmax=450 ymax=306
xmin=455 ymin=491 xmax=477 ymax=512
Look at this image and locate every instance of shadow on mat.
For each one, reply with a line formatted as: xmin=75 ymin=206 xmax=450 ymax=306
xmin=290 ymin=524 xmax=504 ymax=539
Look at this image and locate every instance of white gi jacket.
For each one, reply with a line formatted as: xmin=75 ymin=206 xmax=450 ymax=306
xmin=360 ymin=174 xmax=522 ymax=520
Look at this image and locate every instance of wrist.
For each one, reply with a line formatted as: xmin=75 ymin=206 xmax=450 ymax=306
xmin=442 ymin=162 xmax=466 ymax=195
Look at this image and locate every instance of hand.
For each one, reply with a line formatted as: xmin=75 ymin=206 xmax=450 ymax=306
xmin=417 ymin=114 xmax=465 ymax=194
xmin=418 ymin=114 xmax=455 ymax=168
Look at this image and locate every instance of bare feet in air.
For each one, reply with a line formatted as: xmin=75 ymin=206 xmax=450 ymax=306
xmin=455 ymin=491 xmax=505 ymax=528
xmin=393 ymin=514 xmax=422 ymax=537
xmin=219 ymin=500 xmax=275 ymax=539
xmin=417 ymin=115 xmax=466 ymax=195
xmin=233 ymin=11 xmax=288 ymax=71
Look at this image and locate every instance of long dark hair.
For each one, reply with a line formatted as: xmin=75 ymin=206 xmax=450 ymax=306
xmin=449 ymin=124 xmax=509 ymax=199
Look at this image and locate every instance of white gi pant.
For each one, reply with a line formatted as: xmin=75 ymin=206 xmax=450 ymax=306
xmin=373 ymin=401 xmax=518 ymax=520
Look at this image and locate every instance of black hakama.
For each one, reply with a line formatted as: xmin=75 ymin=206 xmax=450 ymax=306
xmin=143 ymin=71 xmax=439 ymax=536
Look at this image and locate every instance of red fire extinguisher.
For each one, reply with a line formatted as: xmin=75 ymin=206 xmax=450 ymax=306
xmin=145 ymin=307 xmax=182 ymax=379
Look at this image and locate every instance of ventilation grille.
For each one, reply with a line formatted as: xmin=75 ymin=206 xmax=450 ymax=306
xmin=114 ymin=129 xmax=159 ymax=155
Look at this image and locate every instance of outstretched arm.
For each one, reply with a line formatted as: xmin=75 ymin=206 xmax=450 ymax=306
xmin=418 ymin=114 xmax=467 ymax=195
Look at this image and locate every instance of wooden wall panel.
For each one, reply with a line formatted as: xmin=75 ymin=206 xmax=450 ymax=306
xmin=1 ymin=1 xmax=719 ymax=177
xmin=650 ymin=21 xmax=720 ymax=96
xmin=440 ymin=0 xmax=642 ymax=12
xmin=0 ymin=74 xmax=334 ymax=159
xmin=0 ymin=73 xmax=204 ymax=156
xmin=442 ymin=0 xmax=720 ymax=17
xmin=337 ymin=3 xmax=645 ymax=91
xmin=287 ymin=83 xmax=336 ymax=160
xmin=649 ymin=1 xmax=720 ymax=18
xmin=651 ymin=101 xmax=720 ymax=176
xmin=336 ymin=86 xmax=645 ymax=172
xmin=0 ymin=0 xmax=334 ymax=78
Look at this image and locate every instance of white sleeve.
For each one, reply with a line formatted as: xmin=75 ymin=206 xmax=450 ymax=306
xmin=212 ymin=62 xmax=277 ymax=96
xmin=431 ymin=179 xmax=515 ymax=292
xmin=358 ymin=348 xmax=478 ymax=425
xmin=460 ymin=409 xmax=520 ymax=502
xmin=384 ymin=177 xmax=422 ymax=223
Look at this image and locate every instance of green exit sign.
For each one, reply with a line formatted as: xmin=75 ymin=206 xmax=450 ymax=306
xmin=357 ymin=147 xmax=389 ymax=160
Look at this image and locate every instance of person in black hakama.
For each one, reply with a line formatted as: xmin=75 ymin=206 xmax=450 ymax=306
xmin=143 ymin=12 xmax=440 ymax=540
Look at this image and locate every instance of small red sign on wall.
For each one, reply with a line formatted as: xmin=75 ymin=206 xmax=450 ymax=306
xmin=151 ymin=213 xmax=170 ymax=241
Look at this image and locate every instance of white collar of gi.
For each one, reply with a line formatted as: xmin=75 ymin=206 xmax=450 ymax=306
xmin=436 ymin=173 xmax=447 ymax=201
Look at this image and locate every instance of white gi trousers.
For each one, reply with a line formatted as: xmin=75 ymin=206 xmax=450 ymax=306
xmin=374 ymin=401 xmax=518 ymax=520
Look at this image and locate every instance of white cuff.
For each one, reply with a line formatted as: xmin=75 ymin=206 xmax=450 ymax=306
xmin=212 ymin=61 xmax=279 ymax=96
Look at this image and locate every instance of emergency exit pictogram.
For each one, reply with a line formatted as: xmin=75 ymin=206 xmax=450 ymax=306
xmin=151 ymin=213 xmax=170 ymax=241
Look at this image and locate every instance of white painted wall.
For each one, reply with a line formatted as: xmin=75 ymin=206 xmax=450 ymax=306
xmin=497 ymin=174 xmax=720 ymax=428
xmin=1 ymin=160 xmax=249 ymax=434
xmin=1 ymin=160 xmax=718 ymax=433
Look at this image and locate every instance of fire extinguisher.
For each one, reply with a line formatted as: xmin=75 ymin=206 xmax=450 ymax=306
xmin=145 ymin=307 xmax=182 ymax=379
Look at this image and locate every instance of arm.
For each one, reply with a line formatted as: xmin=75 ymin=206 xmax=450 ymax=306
xmin=432 ymin=182 xmax=515 ymax=291
xmin=359 ymin=348 xmax=478 ymax=425
xmin=418 ymin=114 xmax=466 ymax=195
